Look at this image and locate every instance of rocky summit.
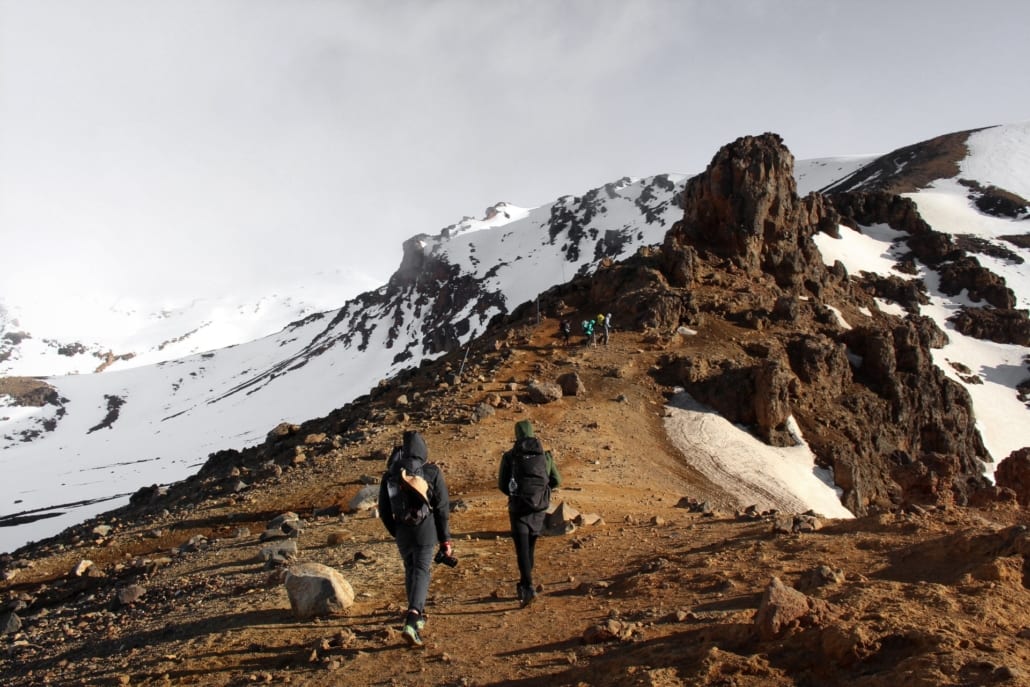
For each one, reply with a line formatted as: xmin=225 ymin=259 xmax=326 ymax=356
xmin=1 ymin=131 xmax=1028 ymax=686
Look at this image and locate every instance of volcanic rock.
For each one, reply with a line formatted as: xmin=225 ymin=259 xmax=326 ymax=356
xmin=284 ymin=562 xmax=355 ymax=619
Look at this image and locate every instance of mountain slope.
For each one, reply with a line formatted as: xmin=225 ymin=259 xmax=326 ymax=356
xmin=1 ymin=296 xmax=1026 ymax=687
xmin=2 ymin=122 xmax=1029 ymax=556
xmin=1 ymin=123 xmax=1029 ymax=686
xmin=0 ymin=177 xmax=686 ymax=551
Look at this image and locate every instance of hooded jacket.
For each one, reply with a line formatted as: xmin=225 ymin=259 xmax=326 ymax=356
xmin=378 ymin=431 xmax=451 ymax=543
xmin=498 ymin=420 xmax=562 ymax=498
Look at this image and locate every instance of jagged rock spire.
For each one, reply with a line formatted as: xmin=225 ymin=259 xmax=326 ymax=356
xmin=664 ymin=132 xmax=835 ymax=290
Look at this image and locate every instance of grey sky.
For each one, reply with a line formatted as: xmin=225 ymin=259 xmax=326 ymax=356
xmin=2 ymin=0 xmax=1029 ymax=311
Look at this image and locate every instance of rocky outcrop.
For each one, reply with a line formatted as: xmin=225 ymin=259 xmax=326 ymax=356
xmin=0 ymin=377 xmax=61 ymax=407
xmin=995 ymin=448 xmax=1030 ymax=506
xmin=645 ymin=133 xmax=992 ymax=514
xmin=830 ymin=191 xmax=1027 ymax=340
xmin=949 ymin=306 xmax=1030 ymax=346
xmin=960 ymin=179 xmax=1030 ymax=219
xmin=665 ymin=133 xmax=830 ymax=291
xmin=937 ymin=257 xmax=1016 ymax=309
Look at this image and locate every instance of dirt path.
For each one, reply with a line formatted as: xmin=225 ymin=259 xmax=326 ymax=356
xmin=3 ymin=322 xmax=1028 ymax=687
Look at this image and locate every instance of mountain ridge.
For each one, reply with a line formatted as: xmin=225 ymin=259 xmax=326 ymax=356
xmin=1 ymin=123 xmax=1029 ymax=686
xmin=1 ymin=123 xmax=1028 ymax=552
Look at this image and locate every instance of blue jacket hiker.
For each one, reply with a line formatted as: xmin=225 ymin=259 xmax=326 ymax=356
xmin=378 ymin=430 xmax=452 ymax=646
xmin=497 ymin=419 xmax=562 ymax=607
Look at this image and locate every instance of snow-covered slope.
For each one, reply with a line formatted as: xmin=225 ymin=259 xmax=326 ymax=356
xmin=2 ymin=122 xmax=1029 ymax=554
xmin=0 ymin=270 xmax=379 ymax=377
xmin=0 ymin=175 xmax=685 ymax=552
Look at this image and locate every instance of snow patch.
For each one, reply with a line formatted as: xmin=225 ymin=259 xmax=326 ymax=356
xmin=664 ymin=393 xmax=853 ymax=519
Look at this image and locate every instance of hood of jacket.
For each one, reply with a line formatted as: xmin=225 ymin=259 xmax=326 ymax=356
xmin=402 ymin=430 xmax=429 ymax=463
xmin=514 ymin=420 xmax=535 ymax=440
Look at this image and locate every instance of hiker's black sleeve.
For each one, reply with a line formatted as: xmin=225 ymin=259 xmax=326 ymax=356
xmin=378 ymin=478 xmax=396 ymax=537
xmin=429 ymin=467 xmax=451 ymax=544
xmin=498 ymin=451 xmax=513 ymax=495
xmin=547 ymin=451 xmax=563 ymax=489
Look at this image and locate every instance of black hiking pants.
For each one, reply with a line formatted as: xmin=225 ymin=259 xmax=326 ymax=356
xmin=395 ymin=520 xmax=437 ymax=615
xmin=509 ymin=510 xmax=545 ymax=587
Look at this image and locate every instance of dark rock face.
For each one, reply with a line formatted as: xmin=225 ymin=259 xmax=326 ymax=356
xmin=995 ymin=448 xmax=1030 ymax=506
xmin=959 ymin=179 xmax=1030 ymax=219
xmin=829 ymin=191 xmax=1026 ymax=335
xmin=949 ymin=306 xmax=1030 ymax=346
xmin=667 ymin=133 xmax=827 ymax=290
xmin=937 ymin=257 xmax=1016 ymax=309
xmin=643 ymin=133 xmax=993 ymax=514
xmin=855 ymin=274 xmax=928 ymax=314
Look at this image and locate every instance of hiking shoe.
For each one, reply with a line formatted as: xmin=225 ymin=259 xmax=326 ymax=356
xmin=520 ymin=584 xmax=537 ymax=608
xmin=416 ymin=616 xmax=426 ymax=632
xmin=515 ymin=584 xmax=526 ymax=603
xmin=402 ymin=622 xmax=423 ymax=647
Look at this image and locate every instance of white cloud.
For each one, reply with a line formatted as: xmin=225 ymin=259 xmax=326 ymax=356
xmin=2 ymin=0 xmax=1030 ymax=316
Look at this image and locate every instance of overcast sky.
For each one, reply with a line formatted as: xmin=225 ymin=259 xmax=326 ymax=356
xmin=2 ymin=0 xmax=1029 ymax=315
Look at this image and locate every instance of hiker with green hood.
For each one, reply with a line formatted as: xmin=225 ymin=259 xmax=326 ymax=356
xmin=497 ymin=420 xmax=562 ymax=606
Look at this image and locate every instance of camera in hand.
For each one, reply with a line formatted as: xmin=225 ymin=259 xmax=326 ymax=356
xmin=434 ymin=549 xmax=458 ymax=567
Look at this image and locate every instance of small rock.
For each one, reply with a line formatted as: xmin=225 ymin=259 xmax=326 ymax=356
xmin=799 ymin=565 xmax=845 ymax=591
xmin=284 ymin=562 xmax=355 ymax=619
xmin=583 ymin=619 xmax=628 ymax=644
xmin=179 ymin=535 xmax=208 ymax=552
xmin=73 ymin=559 xmax=94 ymax=577
xmin=348 ymin=485 xmax=380 ymax=512
xmin=754 ymin=577 xmax=833 ymax=640
xmin=116 ymin=584 xmax=147 ymax=607
xmin=574 ymin=513 xmax=604 ymax=527
xmin=326 ymin=531 xmax=350 ymax=546
xmin=773 ymin=514 xmax=796 ymax=534
xmin=259 ymin=540 xmax=298 ymax=564
xmin=0 ymin=611 xmax=21 ymax=634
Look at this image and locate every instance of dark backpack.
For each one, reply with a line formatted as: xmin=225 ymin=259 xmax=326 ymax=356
xmin=510 ymin=437 xmax=551 ymax=515
xmin=384 ymin=449 xmax=431 ymax=527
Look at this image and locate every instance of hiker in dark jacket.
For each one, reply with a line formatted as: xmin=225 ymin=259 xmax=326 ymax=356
xmin=497 ymin=419 xmax=562 ymax=606
xmin=378 ymin=430 xmax=452 ymax=646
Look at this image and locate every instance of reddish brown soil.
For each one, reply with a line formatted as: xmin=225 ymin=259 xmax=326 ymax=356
xmin=2 ymin=323 xmax=1027 ymax=687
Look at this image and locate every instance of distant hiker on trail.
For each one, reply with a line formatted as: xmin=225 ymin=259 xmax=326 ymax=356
xmin=379 ymin=430 xmax=453 ymax=647
xmin=581 ymin=318 xmax=595 ymax=346
xmin=600 ymin=312 xmax=612 ymax=346
xmin=497 ymin=419 xmax=562 ymax=607
xmin=559 ymin=318 xmax=572 ymax=346
xmin=595 ymin=313 xmax=608 ymax=346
